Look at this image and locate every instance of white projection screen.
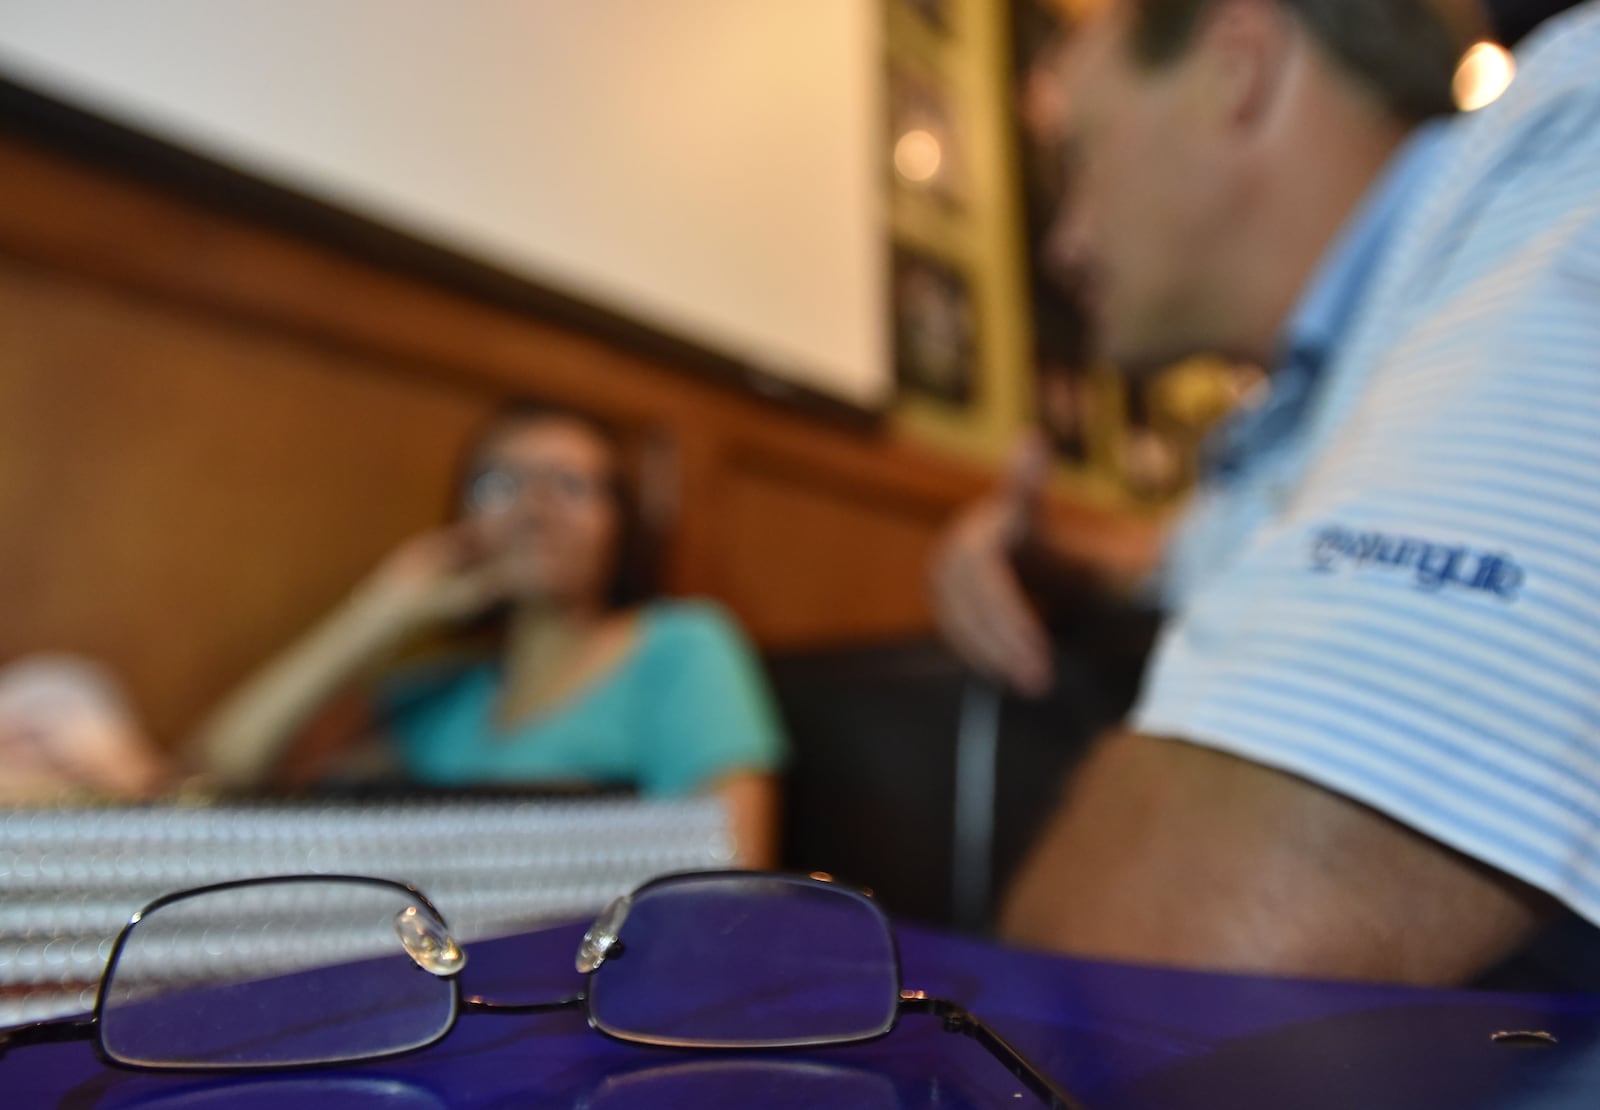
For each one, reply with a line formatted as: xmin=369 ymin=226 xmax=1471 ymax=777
xmin=0 ymin=1 xmax=889 ymax=408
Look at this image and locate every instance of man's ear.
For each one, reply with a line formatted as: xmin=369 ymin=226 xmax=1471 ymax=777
xmin=1187 ymin=0 xmax=1296 ymax=133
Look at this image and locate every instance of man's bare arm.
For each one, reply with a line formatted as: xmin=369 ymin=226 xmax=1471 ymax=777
xmin=999 ymin=728 xmax=1553 ymax=986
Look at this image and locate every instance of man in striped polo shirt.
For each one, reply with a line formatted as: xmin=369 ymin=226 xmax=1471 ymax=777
xmin=945 ymin=0 xmax=1600 ymax=985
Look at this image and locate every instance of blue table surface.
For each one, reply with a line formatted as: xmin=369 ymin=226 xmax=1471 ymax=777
xmin=9 ymin=916 xmax=1600 ymax=1109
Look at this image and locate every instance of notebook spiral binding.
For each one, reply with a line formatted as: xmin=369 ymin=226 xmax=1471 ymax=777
xmin=0 ymin=796 xmax=733 ymax=1025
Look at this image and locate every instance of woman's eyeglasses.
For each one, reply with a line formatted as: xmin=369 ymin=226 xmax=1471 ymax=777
xmin=464 ymin=463 xmax=609 ymax=513
xmin=0 ymin=871 xmax=1081 ymax=1108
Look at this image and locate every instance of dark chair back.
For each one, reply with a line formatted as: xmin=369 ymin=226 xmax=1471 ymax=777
xmin=768 ymin=620 xmax=1153 ymax=930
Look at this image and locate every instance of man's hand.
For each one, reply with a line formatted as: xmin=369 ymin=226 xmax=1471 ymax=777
xmin=931 ymin=433 xmax=1055 ymax=695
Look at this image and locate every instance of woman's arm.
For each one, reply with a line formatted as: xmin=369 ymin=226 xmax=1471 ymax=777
xmin=185 ymin=589 xmax=415 ymax=787
xmin=184 ymin=526 xmax=503 ymax=787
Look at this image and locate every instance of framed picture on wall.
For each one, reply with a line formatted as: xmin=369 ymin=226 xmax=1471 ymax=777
xmin=1008 ymin=0 xmax=1107 ymax=471
xmin=888 ymin=64 xmax=966 ymax=208
xmin=893 ymin=245 xmax=977 ymax=406
xmin=1035 ymin=361 xmax=1092 ymax=463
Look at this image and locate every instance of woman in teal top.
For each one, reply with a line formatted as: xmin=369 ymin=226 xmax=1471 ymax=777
xmin=191 ymin=402 xmax=787 ymax=865
xmin=384 ymin=600 xmax=784 ymax=798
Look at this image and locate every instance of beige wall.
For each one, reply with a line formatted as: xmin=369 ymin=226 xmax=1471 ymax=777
xmin=0 ymin=0 xmax=890 ymax=409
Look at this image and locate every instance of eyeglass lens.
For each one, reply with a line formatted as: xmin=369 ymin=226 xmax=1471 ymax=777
xmin=584 ymin=874 xmax=901 ymax=1048
xmin=466 ymin=464 xmax=604 ymax=511
xmin=98 ymin=878 xmax=458 ymax=1069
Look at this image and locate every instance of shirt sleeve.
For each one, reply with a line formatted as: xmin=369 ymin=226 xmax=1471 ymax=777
xmin=1134 ymin=101 xmax=1600 ymax=922
xmin=635 ymin=602 xmax=789 ymax=796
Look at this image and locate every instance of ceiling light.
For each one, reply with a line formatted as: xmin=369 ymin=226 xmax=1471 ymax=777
xmin=1453 ymin=41 xmax=1516 ymax=112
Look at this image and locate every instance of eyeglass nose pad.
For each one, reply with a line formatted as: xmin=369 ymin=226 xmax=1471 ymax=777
xmin=393 ymin=906 xmax=467 ymax=977
xmin=575 ymin=893 xmax=634 ymax=973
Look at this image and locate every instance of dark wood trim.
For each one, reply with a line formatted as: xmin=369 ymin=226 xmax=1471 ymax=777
xmin=0 ymin=71 xmax=885 ymax=430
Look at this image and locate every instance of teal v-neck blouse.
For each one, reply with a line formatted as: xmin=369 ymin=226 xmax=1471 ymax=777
xmin=379 ymin=601 xmax=787 ymax=797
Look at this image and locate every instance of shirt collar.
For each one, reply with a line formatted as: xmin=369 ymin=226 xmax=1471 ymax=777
xmin=1278 ymin=119 xmax=1454 ymax=367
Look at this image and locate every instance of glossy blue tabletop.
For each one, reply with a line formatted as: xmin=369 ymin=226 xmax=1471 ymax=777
xmin=9 ymin=918 xmax=1600 ymax=1109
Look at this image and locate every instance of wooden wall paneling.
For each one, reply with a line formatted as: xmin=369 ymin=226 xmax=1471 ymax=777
xmin=0 ymin=139 xmax=687 ymax=427
xmin=0 ymin=254 xmax=492 ymax=742
xmin=0 ymin=128 xmax=1163 ymax=744
xmin=711 ymin=444 xmax=958 ymax=647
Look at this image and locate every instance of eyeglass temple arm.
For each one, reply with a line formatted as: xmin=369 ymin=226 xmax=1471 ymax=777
xmin=0 ymin=1016 xmax=96 ymax=1059
xmin=900 ymin=994 xmax=1086 ymax=1110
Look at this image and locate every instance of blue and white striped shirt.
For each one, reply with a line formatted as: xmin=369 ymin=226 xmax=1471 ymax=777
xmin=1156 ymin=120 xmax=1454 ymax=609
xmin=1133 ymin=2 xmax=1600 ymax=926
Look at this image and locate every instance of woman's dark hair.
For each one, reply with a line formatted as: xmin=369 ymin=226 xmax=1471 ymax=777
xmin=457 ymin=398 xmax=660 ymax=611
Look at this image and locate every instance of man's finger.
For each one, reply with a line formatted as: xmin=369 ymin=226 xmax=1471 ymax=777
xmin=969 ymin=555 xmax=1053 ymax=693
xmin=934 ymin=572 xmax=1006 ymax=680
xmin=949 ymin=583 xmax=1051 ymax=695
xmin=998 ymin=430 xmax=1052 ymax=539
xmin=938 ymin=549 xmax=1053 ymax=694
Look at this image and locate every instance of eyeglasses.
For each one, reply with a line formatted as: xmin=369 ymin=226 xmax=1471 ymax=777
xmin=0 ymin=871 xmax=1081 ymax=1108
xmin=463 ymin=462 xmax=610 ymax=513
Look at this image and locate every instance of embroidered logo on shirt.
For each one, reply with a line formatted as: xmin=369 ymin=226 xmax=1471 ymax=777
xmin=1309 ymin=525 xmax=1524 ymax=600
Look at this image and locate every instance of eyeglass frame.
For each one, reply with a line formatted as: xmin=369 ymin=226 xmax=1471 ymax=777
xmin=461 ymin=460 xmax=615 ymax=514
xmin=0 ymin=870 xmax=1084 ymax=1109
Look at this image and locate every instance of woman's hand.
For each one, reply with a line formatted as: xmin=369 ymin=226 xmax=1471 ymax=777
xmin=357 ymin=522 xmax=513 ymax=630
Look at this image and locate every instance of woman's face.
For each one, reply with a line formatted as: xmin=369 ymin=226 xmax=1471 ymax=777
xmin=462 ymin=417 xmax=622 ymax=610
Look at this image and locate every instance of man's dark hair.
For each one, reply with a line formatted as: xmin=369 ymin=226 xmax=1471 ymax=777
xmin=1125 ymin=0 xmax=1466 ymax=122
